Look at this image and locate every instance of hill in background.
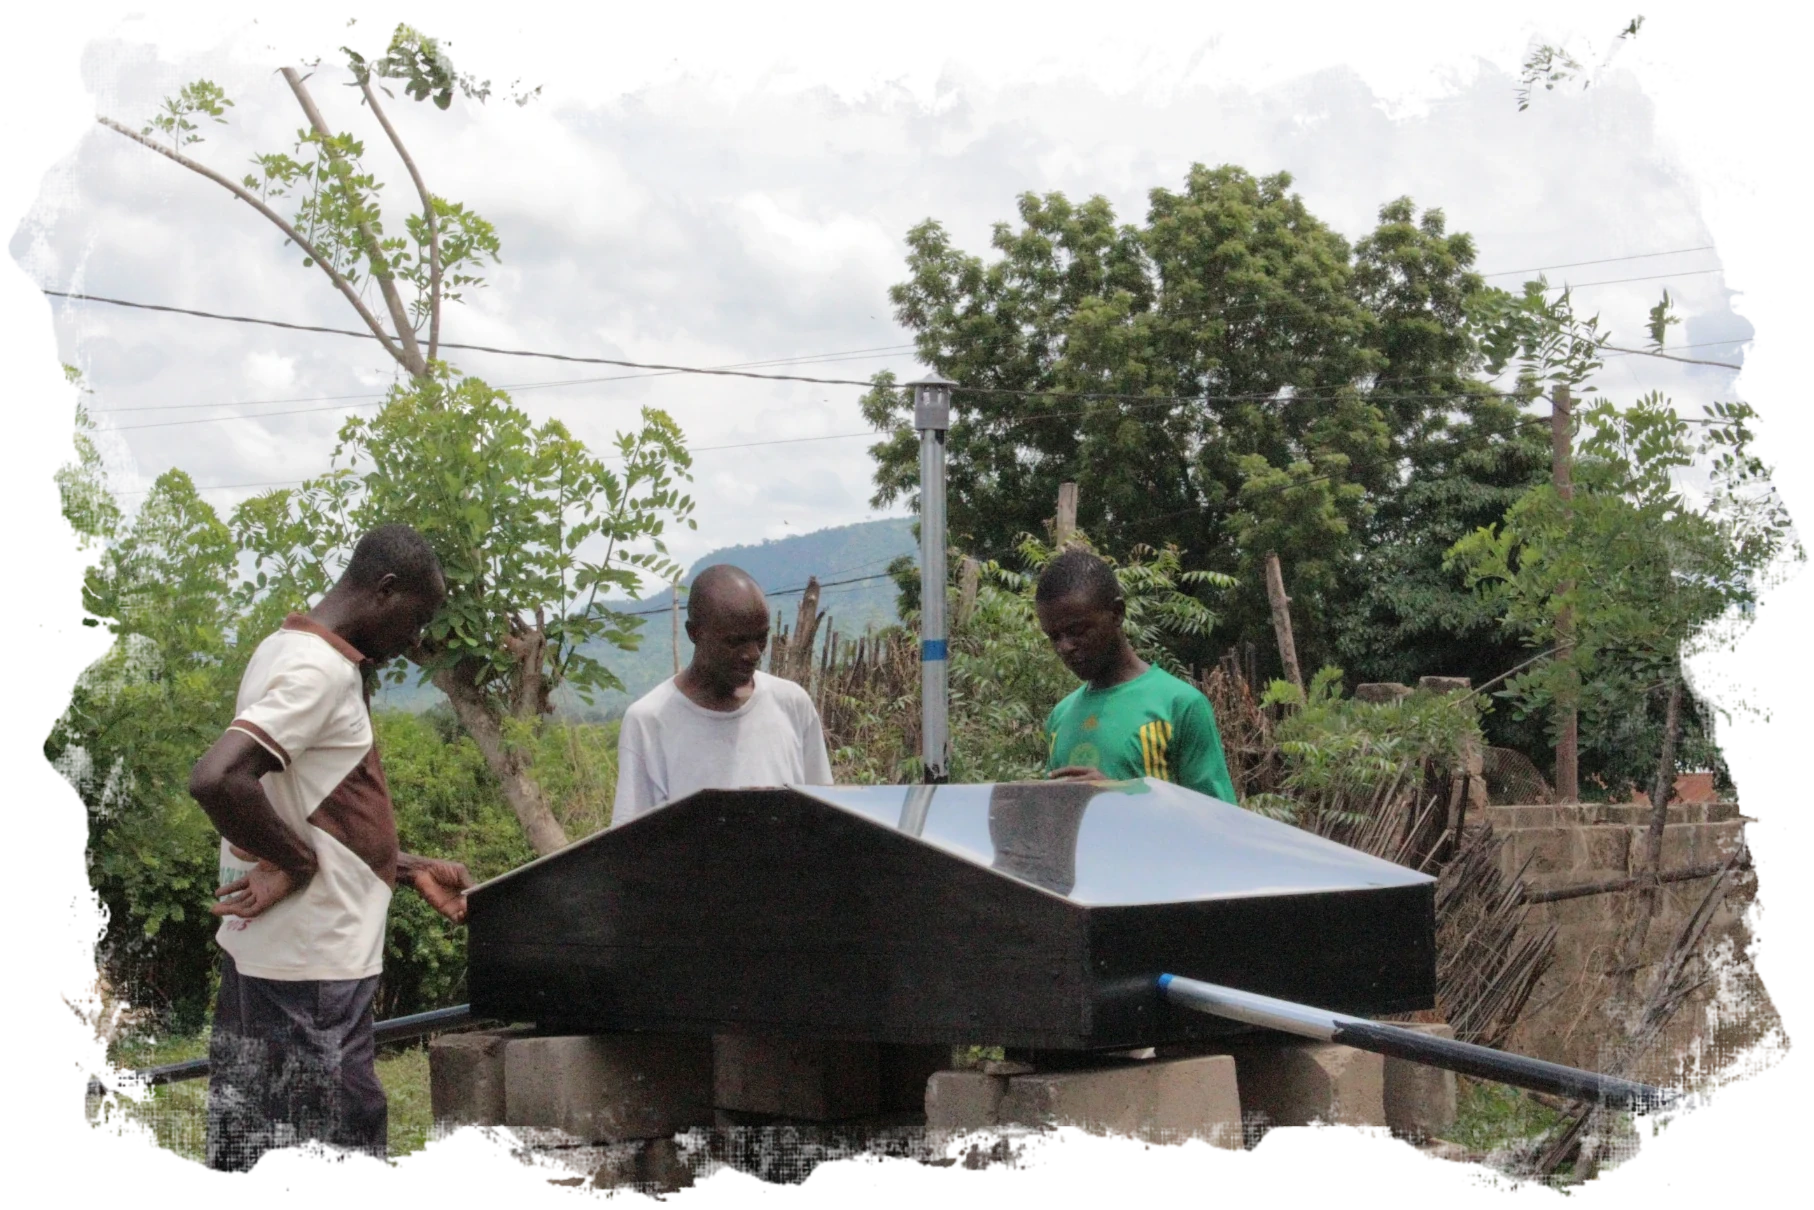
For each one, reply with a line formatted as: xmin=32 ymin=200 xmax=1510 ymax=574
xmin=375 ymin=516 xmax=916 ymax=720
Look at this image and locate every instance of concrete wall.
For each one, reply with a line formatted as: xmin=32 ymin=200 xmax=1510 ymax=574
xmin=1491 ymin=801 xmax=1777 ymax=1083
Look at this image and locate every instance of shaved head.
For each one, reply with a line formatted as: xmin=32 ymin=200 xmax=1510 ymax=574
xmin=688 ymin=564 xmax=767 ymax=628
xmin=683 ymin=564 xmax=771 ymax=695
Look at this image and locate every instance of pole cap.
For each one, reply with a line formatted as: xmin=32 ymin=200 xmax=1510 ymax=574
xmin=909 ymin=375 xmax=957 ymax=431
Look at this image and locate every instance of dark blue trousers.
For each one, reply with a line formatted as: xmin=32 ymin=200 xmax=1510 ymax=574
xmin=205 ymin=953 xmax=387 ymax=1171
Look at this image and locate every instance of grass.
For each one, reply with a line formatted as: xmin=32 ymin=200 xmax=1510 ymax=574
xmin=1443 ymin=1081 xmax=1668 ymax=1204
xmin=91 ymin=1030 xmax=438 ymax=1164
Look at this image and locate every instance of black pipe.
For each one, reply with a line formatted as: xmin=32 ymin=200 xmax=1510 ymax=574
xmin=86 ymin=1003 xmax=476 ymax=1099
xmin=1160 ymin=974 xmax=1672 ymax=1113
xmin=1332 ymin=1021 xmax=1669 ymax=1110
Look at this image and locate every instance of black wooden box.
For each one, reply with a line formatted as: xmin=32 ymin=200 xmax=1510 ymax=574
xmin=466 ymin=779 xmax=1436 ymax=1051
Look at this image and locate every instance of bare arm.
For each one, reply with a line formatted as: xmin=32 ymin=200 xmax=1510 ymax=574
xmin=189 ymin=731 xmax=317 ymax=880
xmin=396 ymin=851 xmax=474 ymax=924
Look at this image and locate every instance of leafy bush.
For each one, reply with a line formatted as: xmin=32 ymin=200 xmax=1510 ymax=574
xmin=1250 ymin=666 xmax=1484 ymax=830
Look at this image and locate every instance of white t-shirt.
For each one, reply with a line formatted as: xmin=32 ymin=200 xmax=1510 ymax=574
xmin=612 ymin=670 xmax=834 ymax=825
xmin=214 ymin=615 xmax=398 ymax=981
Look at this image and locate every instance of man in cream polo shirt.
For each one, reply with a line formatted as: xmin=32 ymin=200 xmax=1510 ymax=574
xmin=188 ymin=524 xmax=472 ymax=1170
xmin=613 ymin=564 xmax=832 ymax=823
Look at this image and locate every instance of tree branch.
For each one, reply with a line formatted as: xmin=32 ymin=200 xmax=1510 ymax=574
xmin=356 ymin=72 xmax=443 ymax=362
xmin=279 ymin=67 xmax=427 ymax=378
xmin=96 ymin=115 xmax=409 ymax=368
xmin=1602 ymin=344 xmax=1742 ymax=371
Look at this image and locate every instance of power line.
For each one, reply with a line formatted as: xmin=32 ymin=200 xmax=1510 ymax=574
xmin=114 ymin=430 xmax=881 ymax=494
xmin=1479 ymin=245 xmax=1715 ymax=278
xmin=43 ymin=288 xmax=912 ymax=388
xmin=46 ymin=261 xmax=1741 ymax=406
xmin=1539 ymin=268 xmax=1724 ymax=291
xmin=91 ymin=344 xmax=920 ymax=415
xmin=620 ymin=572 xmax=896 ymax=616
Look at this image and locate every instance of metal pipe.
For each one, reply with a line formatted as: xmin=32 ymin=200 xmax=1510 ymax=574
xmin=86 ymin=1003 xmax=477 ymax=1098
xmin=911 ymin=375 xmax=956 ymax=784
xmin=1159 ymin=974 xmax=1673 ymax=1112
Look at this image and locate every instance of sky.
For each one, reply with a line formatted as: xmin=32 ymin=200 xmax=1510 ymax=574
xmin=9 ymin=7 xmax=1751 ymax=573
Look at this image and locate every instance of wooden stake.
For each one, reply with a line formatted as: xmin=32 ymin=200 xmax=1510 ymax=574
xmin=1552 ymin=385 xmax=1579 ymax=803
xmin=1263 ymin=552 xmax=1303 ymax=694
xmin=1055 ymin=481 xmax=1079 ymax=547
xmin=788 ymin=576 xmax=823 ymax=684
xmin=957 ymin=556 xmax=980 ymax=627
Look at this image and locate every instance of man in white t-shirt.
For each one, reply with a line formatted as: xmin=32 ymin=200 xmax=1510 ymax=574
xmin=187 ymin=524 xmax=472 ymax=1170
xmin=613 ymin=564 xmax=833 ymax=825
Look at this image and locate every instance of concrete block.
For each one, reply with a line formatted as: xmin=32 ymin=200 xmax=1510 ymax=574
xmin=589 ymin=1137 xmax=695 ymax=1193
xmin=634 ymin=1131 xmax=725 ymax=1204
xmin=879 ymin=1043 xmax=951 ymax=1113
xmin=925 ymin=1070 xmax=1007 ymax=1131
xmin=1701 ymin=820 xmax=1746 ymax=862
xmin=997 ymin=1055 xmax=1242 ymax=1146
xmin=769 ymin=1117 xmax=928 ymax=1190
xmin=1221 ymin=1041 xmax=1384 ymax=1128
xmin=429 ymin=1029 xmax=526 ymax=1126
xmin=1581 ymin=827 xmax=1631 ymax=874
xmin=504 ymin=1032 xmax=714 ymax=1142
xmin=515 ymin=1146 xmax=642 ymax=1204
xmin=1382 ymin=1024 xmax=1457 ymax=1141
xmin=714 ymin=1110 xmax=772 ymax=1190
xmin=1407 ymin=1139 xmax=1465 ymax=1168
xmin=1507 ymin=827 xmax=1582 ymax=877
xmin=712 ymin=1034 xmax=880 ymax=1120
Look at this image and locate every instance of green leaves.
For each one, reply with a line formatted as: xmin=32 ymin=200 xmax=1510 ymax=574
xmin=348 ymin=23 xmax=540 ymax=111
xmin=143 ymin=80 xmax=233 ymax=150
xmin=1514 ymin=19 xmax=1644 ymax=112
xmin=1446 ymin=388 xmax=1796 ymax=791
xmin=232 ymin=374 xmax=695 ymax=715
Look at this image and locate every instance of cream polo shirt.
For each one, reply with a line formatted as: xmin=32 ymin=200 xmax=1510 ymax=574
xmin=214 ymin=614 xmax=400 ymax=981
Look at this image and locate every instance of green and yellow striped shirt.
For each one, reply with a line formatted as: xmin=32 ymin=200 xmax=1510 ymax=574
xmin=1043 ymin=665 xmax=1238 ymax=803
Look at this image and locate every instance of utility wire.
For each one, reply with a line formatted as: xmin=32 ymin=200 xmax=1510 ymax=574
xmin=92 ymin=343 xmax=920 ymax=414
xmin=44 ymin=284 xmax=1736 ymax=397
xmin=1479 ymin=245 xmax=1715 ymax=278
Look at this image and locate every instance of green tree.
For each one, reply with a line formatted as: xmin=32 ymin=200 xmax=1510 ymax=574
xmin=102 ymin=28 xmax=692 ymax=854
xmin=1448 ymin=391 xmax=1796 ymax=795
xmin=47 ymin=403 xmax=245 ymax=1024
xmin=861 ymin=177 xmax=1506 ymax=675
xmin=232 ymin=377 xmax=693 ymax=855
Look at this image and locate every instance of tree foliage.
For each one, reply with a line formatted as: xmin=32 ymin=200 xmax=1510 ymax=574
xmin=103 ymin=29 xmax=694 ymax=856
xmin=862 ymin=176 xmax=1530 ymax=679
xmin=1449 ymin=392 xmax=1796 ymax=794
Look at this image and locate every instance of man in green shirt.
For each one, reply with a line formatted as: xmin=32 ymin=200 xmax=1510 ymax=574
xmin=1036 ymin=548 xmax=1239 ymax=803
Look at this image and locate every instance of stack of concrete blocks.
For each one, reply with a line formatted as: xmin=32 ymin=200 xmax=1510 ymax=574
xmin=434 ymin=1026 xmax=1458 ymax=1161
xmin=430 ymin=1029 xmax=713 ymax=1190
xmin=929 ymin=1054 xmax=1244 ymax=1146
xmin=1380 ymin=1025 xmax=1460 ymax=1142
xmin=431 ymin=1030 xmax=943 ymax=1204
xmin=707 ymin=1030 xmax=936 ymax=1190
xmin=926 ymin=1033 xmax=1455 ymax=1147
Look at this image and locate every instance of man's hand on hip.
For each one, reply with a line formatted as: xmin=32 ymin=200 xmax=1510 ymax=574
xmin=212 ymin=860 xmax=299 ymax=919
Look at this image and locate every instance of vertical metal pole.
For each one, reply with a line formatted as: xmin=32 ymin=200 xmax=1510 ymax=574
xmin=1551 ymin=384 xmax=1579 ymax=803
xmin=911 ymin=375 xmax=956 ymax=784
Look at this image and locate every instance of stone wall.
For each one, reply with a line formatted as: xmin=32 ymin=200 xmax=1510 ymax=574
xmin=1490 ymin=800 xmax=1775 ymax=1083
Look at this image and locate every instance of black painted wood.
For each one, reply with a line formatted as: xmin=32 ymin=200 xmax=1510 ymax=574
xmin=467 ymin=783 xmax=1436 ymax=1051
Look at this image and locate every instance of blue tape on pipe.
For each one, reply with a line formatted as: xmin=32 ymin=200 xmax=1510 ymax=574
xmin=921 ymin=639 xmax=948 ymax=660
xmin=1157 ymin=973 xmax=1175 ymax=990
